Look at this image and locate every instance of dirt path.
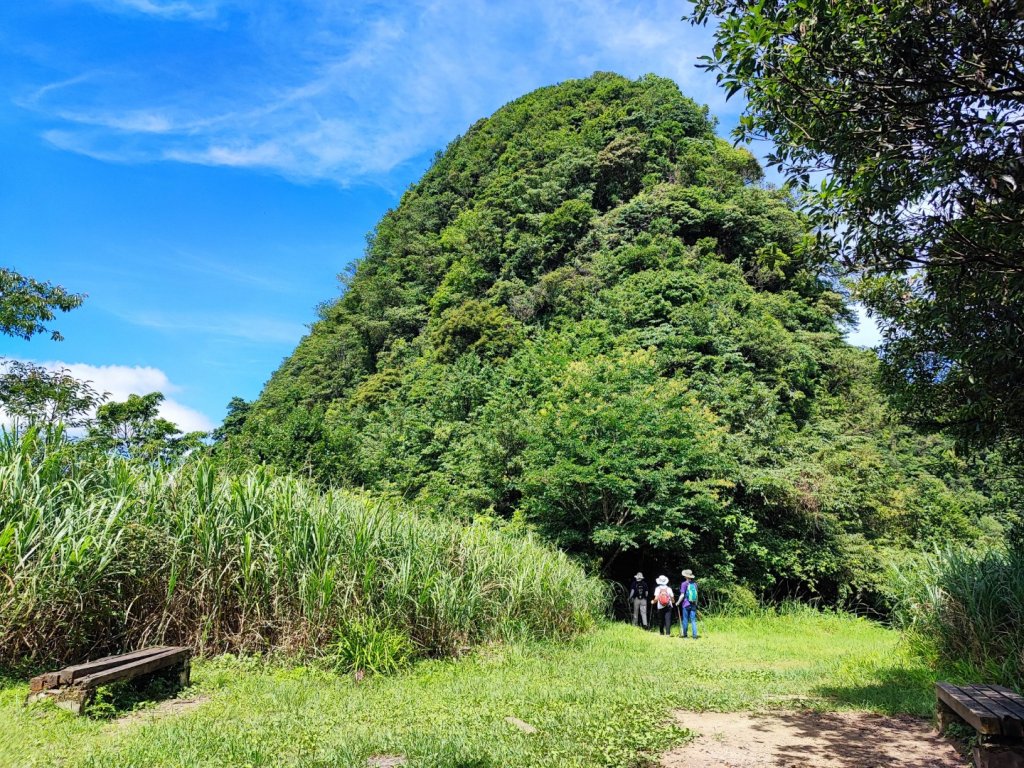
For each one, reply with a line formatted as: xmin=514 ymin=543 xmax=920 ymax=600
xmin=660 ymin=710 xmax=968 ymax=768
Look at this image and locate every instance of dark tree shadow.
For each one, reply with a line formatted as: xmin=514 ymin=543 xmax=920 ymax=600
xmin=754 ymin=711 xmax=968 ymax=768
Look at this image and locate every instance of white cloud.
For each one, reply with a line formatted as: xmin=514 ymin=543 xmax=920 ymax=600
xmin=23 ymin=0 xmax=729 ymax=184
xmin=0 ymin=360 xmax=214 ymax=433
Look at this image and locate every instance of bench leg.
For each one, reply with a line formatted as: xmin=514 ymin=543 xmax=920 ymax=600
xmin=936 ymin=698 xmax=959 ymax=733
xmin=28 ymin=686 xmax=92 ymax=715
xmin=156 ymin=659 xmax=191 ymax=688
xmin=177 ymin=660 xmax=191 ymax=688
xmin=975 ymin=741 xmax=1024 ymax=768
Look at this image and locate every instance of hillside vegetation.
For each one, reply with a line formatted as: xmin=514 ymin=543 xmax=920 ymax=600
xmin=0 ymin=428 xmax=600 ymax=667
xmin=224 ymin=72 xmax=1011 ymax=605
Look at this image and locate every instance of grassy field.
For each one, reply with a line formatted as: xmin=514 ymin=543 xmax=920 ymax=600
xmin=0 ymin=611 xmax=940 ymax=768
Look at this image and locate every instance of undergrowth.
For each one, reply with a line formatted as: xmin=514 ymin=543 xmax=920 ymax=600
xmin=0 ymin=427 xmax=604 ymax=666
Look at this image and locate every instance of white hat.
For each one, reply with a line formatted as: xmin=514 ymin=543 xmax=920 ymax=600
xmin=656 ymin=575 xmax=669 ymax=585
xmin=634 ymin=572 xmax=644 ymax=580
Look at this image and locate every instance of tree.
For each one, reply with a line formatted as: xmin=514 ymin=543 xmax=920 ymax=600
xmin=0 ymin=361 xmax=105 ymax=427
xmin=211 ymin=396 xmax=253 ymax=443
xmin=0 ymin=267 xmax=84 ymax=341
xmin=517 ymin=349 xmax=732 ymax=572
xmin=87 ymin=392 xmax=205 ymax=462
xmin=688 ymin=0 xmax=1024 ymax=454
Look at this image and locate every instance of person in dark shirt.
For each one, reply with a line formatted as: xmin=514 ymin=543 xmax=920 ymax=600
xmin=628 ymin=572 xmax=649 ymax=628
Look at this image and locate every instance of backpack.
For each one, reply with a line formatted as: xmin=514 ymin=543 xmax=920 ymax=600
xmin=633 ymin=580 xmax=649 ymax=600
xmin=657 ymin=588 xmax=671 ymax=607
xmin=686 ymin=582 xmax=698 ymax=605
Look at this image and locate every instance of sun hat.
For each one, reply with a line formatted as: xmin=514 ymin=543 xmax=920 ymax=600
xmin=634 ymin=572 xmax=644 ymax=580
xmin=682 ymin=569 xmax=695 ymax=580
xmin=656 ymin=575 xmax=669 ymax=585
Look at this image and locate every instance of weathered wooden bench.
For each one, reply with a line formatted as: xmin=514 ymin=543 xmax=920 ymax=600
xmin=937 ymin=682 xmax=1024 ymax=768
xmin=27 ymin=646 xmax=190 ymax=715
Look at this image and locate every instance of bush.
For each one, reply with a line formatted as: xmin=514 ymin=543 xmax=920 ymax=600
xmin=890 ymin=547 xmax=1024 ymax=689
xmin=695 ymin=578 xmax=761 ymax=616
xmin=0 ymin=427 xmax=604 ymax=667
xmin=327 ymin=616 xmax=416 ymax=675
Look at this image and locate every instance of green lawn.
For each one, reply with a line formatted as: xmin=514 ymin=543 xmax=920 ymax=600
xmin=0 ymin=612 xmax=939 ymax=768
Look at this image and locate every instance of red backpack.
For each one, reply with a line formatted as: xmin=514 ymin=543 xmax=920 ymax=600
xmin=657 ymin=588 xmax=671 ymax=607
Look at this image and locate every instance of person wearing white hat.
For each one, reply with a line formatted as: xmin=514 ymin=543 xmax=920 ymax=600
xmin=628 ymin=572 xmax=649 ymax=628
xmin=651 ymin=575 xmax=675 ymax=636
xmin=677 ymin=569 xmax=699 ymax=639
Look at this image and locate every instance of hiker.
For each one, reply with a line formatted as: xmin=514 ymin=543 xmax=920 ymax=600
xmin=651 ymin=575 xmax=674 ymax=636
xmin=628 ymin=571 xmax=649 ymax=628
xmin=677 ymin=569 xmax=699 ymax=639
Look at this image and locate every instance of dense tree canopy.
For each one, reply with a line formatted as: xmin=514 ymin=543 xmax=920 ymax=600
xmin=687 ymin=0 xmax=1024 ymax=456
xmin=226 ymin=73 xmax=1017 ymax=603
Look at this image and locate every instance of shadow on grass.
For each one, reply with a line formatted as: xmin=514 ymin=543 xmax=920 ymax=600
xmin=84 ymin=674 xmax=189 ymax=719
xmin=814 ymin=665 xmax=937 ymax=717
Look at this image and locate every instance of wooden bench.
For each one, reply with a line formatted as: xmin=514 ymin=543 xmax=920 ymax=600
xmin=27 ymin=646 xmax=191 ymax=715
xmin=937 ymin=682 xmax=1024 ymax=768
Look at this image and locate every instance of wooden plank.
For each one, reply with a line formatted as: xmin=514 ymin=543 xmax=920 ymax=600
xmin=968 ymin=686 xmax=1024 ymax=738
xmin=976 ymin=685 xmax=1024 ymax=724
xmin=77 ymin=648 xmax=189 ymax=689
xmin=28 ymin=672 xmax=60 ymax=692
xmin=937 ymin=682 xmax=1004 ymax=735
xmin=58 ymin=646 xmax=176 ymax=684
xmin=988 ymin=685 xmax=1024 ymax=719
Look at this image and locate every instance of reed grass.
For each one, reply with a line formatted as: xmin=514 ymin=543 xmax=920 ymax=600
xmin=0 ymin=427 xmax=604 ymax=666
xmin=889 ymin=546 xmax=1024 ymax=689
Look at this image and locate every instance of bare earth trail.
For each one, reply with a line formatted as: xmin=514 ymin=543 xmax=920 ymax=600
xmin=661 ymin=710 xmax=968 ymax=768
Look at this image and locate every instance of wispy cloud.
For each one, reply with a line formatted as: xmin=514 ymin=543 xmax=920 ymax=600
xmin=123 ymin=310 xmax=306 ymax=344
xmin=79 ymin=0 xmax=222 ymax=21
xmin=169 ymin=253 xmax=299 ymax=293
xmin=21 ymin=0 xmax=728 ymax=185
xmin=0 ymin=360 xmax=214 ymax=432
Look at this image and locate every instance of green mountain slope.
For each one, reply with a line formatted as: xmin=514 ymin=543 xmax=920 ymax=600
xmin=227 ymin=73 xmax=1007 ymax=603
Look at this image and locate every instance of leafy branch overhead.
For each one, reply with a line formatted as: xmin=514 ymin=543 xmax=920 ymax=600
xmin=688 ymin=0 xmax=1024 ymax=456
xmin=0 ymin=267 xmax=84 ymax=342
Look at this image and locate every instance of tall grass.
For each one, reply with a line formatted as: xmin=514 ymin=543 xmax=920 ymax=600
xmin=890 ymin=546 xmax=1024 ymax=689
xmin=0 ymin=427 xmax=604 ymax=667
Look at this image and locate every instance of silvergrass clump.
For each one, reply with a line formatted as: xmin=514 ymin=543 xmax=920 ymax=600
xmin=889 ymin=547 xmax=1024 ymax=689
xmin=0 ymin=427 xmax=604 ymax=666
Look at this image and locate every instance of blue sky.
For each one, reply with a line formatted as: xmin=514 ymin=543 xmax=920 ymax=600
xmin=1 ymin=0 xmax=880 ymax=432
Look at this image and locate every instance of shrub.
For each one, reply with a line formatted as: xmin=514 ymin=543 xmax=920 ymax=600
xmin=698 ymin=579 xmax=761 ymax=617
xmin=327 ymin=616 xmax=416 ymax=675
xmin=890 ymin=547 xmax=1024 ymax=689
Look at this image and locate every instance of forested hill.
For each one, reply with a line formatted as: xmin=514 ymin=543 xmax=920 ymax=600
xmin=225 ymin=72 xmax=1007 ymax=604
